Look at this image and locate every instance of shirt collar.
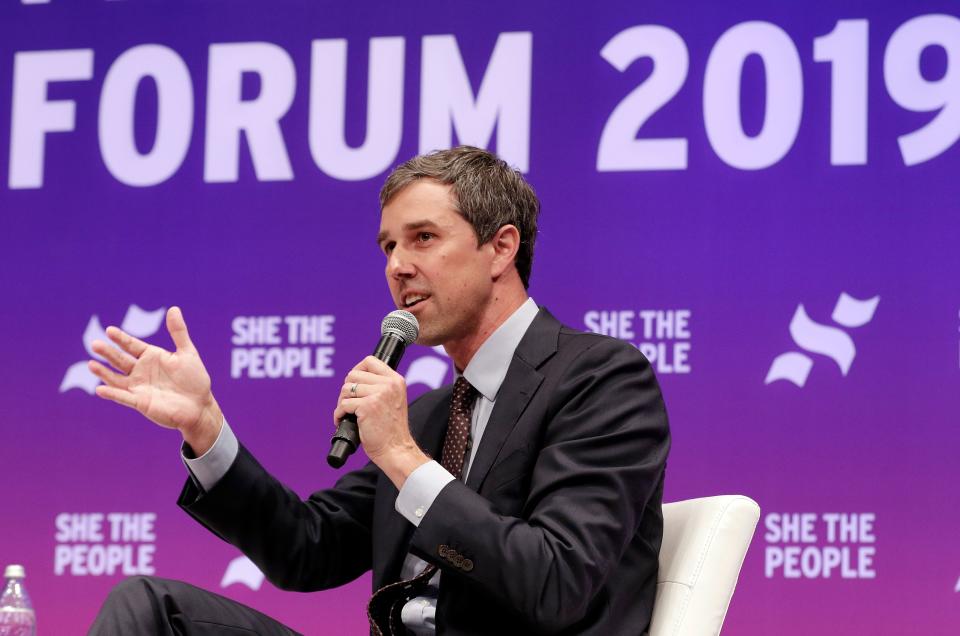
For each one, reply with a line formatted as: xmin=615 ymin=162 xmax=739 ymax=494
xmin=461 ymin=297 xmax=539 ymax=402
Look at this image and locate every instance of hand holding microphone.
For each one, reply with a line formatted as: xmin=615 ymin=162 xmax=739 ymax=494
xmin=328 ymin=310 xmax=420 ymax=468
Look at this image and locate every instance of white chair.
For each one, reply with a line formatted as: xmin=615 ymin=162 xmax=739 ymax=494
xmin=649 ymin=495 xmax=761 ymax=636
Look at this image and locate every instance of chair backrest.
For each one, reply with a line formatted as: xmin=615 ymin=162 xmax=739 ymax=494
xmin=649 ymin=495 xmax=760 ymax=636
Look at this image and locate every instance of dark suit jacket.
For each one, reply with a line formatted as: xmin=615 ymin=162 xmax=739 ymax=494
xmin=179 ymin=308 xmax=670 ymax=634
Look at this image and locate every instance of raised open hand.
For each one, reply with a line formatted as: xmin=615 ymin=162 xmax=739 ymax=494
xmin=88 ymin=306 xmax=222 ymax=452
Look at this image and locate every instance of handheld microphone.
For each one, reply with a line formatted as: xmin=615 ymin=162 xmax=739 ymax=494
xmin=327 ymin=310 xmax=420 ymax=468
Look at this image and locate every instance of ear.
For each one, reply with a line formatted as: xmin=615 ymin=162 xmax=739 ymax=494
xmin=488 ymin=224 xmax=521 ymax=279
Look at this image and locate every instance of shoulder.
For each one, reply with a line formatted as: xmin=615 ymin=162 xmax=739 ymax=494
xmin=558 ymin=324 xmax=639 ymax=354
xmin=535 ymin=317 xmax=670 ymax=443
xmin=544 ymin=320 xmax=662 ymax=411
xmin=519 ymin=306 xmax=645 ymax=369
xmin=553 ymin=321 xmax=651 ymax=372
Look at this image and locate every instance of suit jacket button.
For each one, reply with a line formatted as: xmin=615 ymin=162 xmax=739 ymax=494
xmin=462 ymin=558 xmax=474 ymax=572
xmin=438 ymin=545 xmax=449 ymax=558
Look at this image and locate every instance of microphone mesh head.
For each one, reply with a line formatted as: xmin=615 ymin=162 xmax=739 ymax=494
xmin=381 ymin=310 xmax=419 ymax=344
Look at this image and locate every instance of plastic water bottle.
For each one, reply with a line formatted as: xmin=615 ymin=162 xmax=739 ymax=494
xmin=0 ymin=565 xmax=35 ymax=636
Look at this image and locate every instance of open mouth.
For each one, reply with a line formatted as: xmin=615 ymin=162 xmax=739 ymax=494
xmin=402 ymin=294 xmax=430 ymax=309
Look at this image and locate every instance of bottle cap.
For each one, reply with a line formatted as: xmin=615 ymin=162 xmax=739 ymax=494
xmin=4 ymin=565 xmax=25 ymax=579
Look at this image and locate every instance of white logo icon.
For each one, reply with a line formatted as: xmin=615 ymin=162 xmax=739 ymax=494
xmin=404 ymin=345 xmax=452 ymax=390
xmin=60 ymin=305 xmax=166 ymax=394
xmin=765 ymin=293 xmax=879 ymax=387
xmin=220 ymin=555 xmax=265 ymax=591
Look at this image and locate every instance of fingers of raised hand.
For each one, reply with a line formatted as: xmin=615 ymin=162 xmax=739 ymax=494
xmin=94 ymin=384 xmax=138 ymax=409
xmin=88 ymin=360 xmax=131 ymax=389
xmin=166 ymin=306 xmax=195 ymax=352
xmin=91 ymin=339 xmax=136 ymax=374
xmin=106 ymin=326 xmax=149 ymax=358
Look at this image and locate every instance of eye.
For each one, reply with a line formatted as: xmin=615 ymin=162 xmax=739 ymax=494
xmin=416 ymin=232 xmax=434 ymax=243
xmin=381 ymin=241 xmax=395 ymax=255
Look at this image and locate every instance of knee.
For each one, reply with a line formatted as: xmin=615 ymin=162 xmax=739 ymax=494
xmin=91 ymin=576 xmax=170 ymax=635
xmin=103 ymin=575 xmax=189 ymax=611
xmin=108 ymin=575 xmax=162 ymax=600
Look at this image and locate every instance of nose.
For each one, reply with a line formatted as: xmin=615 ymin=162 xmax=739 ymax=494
xmin=386 ymin=246 xmax=416 ymax=280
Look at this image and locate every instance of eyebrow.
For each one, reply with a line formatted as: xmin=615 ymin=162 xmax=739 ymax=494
xmin=376 ymin=220 xmax=440 ymax=246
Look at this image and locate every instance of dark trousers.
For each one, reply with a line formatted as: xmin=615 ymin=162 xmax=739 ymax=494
xmin=88 ymin=576 xmax=302 ymax=636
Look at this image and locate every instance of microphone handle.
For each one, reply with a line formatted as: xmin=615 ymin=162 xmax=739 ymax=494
xmin=327 ymin=334 xmax=408 ymax=468
xmin=371 ymin=334 xmax=407 ymax=369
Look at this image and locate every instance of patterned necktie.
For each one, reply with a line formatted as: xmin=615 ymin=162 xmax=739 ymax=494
xmin=440 ymin=376 xmax=479 ymax=480
xmin=368 ymin=377 xmax=479 ymax=635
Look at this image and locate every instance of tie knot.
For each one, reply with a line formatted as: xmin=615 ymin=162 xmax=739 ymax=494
xmin=451 ymin=376 xmax=477 ymax=411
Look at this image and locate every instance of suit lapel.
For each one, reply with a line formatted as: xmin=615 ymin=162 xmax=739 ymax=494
xmin=465 ymin=308 xmax=560 ymax=492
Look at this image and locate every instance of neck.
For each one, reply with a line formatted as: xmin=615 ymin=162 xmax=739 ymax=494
xmin=444 ymin=284 xmax=528 ymax=371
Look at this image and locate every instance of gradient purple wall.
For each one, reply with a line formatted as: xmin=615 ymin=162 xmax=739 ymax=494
xmin=1 ymin=1 xmax=958 ymax=633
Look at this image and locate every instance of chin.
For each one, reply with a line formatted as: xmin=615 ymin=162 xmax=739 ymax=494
xmin=415 ymin=321 xmax=455 ymax=347
xmin=416 ymin=330 xmax=444 ymax=347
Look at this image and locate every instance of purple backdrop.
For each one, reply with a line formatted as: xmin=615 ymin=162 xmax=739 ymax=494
xmin=1 ymin=1 xmax=958 ymax=633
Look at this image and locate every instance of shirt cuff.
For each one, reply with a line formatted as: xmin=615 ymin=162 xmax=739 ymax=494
xmin=180 ymin=417 xmax=238 ymax=492
xmin=395 ymin=460 xmax=455 ymax=527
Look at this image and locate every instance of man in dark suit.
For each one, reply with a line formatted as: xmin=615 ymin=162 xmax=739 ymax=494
xmin=88 ymin=146 xmax=670 ymax=634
